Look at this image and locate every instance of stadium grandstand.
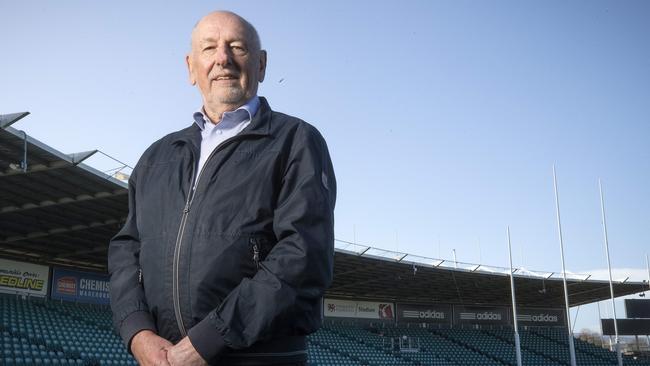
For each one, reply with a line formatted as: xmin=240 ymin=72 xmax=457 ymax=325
xmin=2 ymin=113 xmax=650 ymax=366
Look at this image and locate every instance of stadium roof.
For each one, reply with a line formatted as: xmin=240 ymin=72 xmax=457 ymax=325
xmin=1 ymin=119 xmax=127 ymax=271
xmin=1 ymin=114 xmax=647 ymax=308
xmin=330 ymin=243 xmax=648 ymax=307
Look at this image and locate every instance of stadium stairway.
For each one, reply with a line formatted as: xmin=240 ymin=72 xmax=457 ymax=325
xmin=309 ymin=325 xmax=417 ymax=366
xmin=426 ymin=329 xmax=507 ymax=366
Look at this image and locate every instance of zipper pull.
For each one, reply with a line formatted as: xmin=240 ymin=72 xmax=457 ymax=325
xmin=252 ymin=244 xmax=260 ymax=269
xmin=183 ymin=202 xmax=190 ymax=214
xmin=138 ymin=268 xmax=143 ymax=284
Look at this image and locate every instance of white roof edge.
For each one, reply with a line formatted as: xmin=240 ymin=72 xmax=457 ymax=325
xmin=334 ymin=240 xmax=644 ymax=285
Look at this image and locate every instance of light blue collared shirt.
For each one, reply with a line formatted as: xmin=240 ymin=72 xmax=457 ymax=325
xmin=192 ymin=96 xmax=260 ymax=184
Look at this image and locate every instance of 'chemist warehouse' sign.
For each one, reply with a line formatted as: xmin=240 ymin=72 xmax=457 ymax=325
xmin=51 ymin=268 xmax=110 ymax=305
xmin=0 ymin=258 xmax=49 ymax=297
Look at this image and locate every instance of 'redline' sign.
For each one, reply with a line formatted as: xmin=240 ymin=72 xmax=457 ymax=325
xmin=50 ymin=268 xmax=110 ymax=305
xmin=0 ymin=258 xmax=49 ymax=297
xmin=396 ymin=303 xmax=452 ymax=324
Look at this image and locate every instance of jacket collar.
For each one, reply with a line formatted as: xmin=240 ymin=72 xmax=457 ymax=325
xmin=172 ymin=97 xmax=273 ymax=146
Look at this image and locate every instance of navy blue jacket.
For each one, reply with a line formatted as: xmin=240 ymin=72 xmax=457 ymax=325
xmin=108 ymin=98 xmax=336 ymax=364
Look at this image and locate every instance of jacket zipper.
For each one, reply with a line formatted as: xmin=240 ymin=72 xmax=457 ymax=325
xmin=172 ymin=179 xmax=195 ymax=337
xmin=171 ymin=135 xmax=246 ymax=338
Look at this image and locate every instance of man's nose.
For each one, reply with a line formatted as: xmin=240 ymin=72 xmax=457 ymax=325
xmin=214 ymin=45 xmax=232 ymax=67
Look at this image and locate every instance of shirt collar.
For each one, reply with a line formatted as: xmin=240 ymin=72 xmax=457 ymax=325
xmin=193 ymin=96 xmax=260 ymax=131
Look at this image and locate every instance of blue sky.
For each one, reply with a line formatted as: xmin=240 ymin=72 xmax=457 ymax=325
xmin=2 ymin=1 xmax=649 ymax=332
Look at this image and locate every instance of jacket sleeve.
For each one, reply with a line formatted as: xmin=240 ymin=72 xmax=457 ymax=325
xmin=108 ymin=166 xmax=157 ymax=352
xmin=187 ymin=123 xmax=336 ymax=362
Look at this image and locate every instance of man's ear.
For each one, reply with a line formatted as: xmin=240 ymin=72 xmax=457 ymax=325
xmin=258 ymin=50 xmax=267 ymax=83
xmin=186 ymin=54 xmax=196 ymax=85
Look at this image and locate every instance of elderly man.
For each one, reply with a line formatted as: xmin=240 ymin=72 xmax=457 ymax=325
xmin=108 ymin=11 xmax=336 ymax=366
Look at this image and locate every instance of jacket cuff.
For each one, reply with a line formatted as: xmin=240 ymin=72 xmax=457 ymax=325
xmin=120 ymin=311 xmax=157 ymax=353
xmin=187 ymin=316 xmax=228 ymax=363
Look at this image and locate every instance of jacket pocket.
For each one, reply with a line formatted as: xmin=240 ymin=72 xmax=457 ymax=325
xmin=248 ymin=234 xmax=276 ymax=270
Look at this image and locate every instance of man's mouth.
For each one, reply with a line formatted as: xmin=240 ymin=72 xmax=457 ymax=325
xmin=214 ymin=75 xmax=238 ymax=81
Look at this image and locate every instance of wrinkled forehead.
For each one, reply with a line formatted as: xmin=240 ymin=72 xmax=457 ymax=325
xmin=192 ymin=14 xmax=251 ymax=46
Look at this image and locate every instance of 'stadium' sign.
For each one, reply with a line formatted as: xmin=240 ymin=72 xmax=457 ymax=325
xmin=517 ymin=308 xmax=565 ymax=327
xmin=397 ymin=303 xmax=452 ymax=324
xmin=50 ymin=268 xmax=110 ymax=305
xmin=453 ymin=305 xmax=509 ymax=325
xmin=0 ymin=258 xmax=49 ymax=297
xmin=324 ymin=298 xmax=395 ymax=319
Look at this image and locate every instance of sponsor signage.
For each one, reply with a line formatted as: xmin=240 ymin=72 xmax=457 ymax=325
xmin=517 ymin=308 xmax=565 ymax=327
xmin=602 ymin=319 xmax=650 ymax=336
xmin=51 ymin=268 xmax=110 ymax=305
xmin=625 ymin=299 xmax=650 ymax=319
xmin=454 ymin=305 xmax=509 ymax=325
xmin=397 ymin=303 xmax=452 ymax=324
xmin=324 ymin=298 xmax=394 ymax=319
xmin=0 ymin=258 xmax=49 ymax=297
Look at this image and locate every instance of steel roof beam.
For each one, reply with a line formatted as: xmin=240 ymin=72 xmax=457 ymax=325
xmin=0 ymin=189 xmax=126 ymax=214
xmin=0 ymin=160 xmax=70 ymax=177
xmin=0 ymin=112 xmax=30 ymax=129
xmin=0 ymin=219 xmax=120 ymax=243
xmin=67 ymin=150 xmax=98 ymax=165
xmin=50 ymin=245 xmax=107 ymax=260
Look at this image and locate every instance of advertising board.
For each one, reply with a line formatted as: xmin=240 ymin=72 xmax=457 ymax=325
xmin=396 ymin=303 xmax=452 ymax=324
xmin=0 ymin=258 xmax=49 ymax=297
xmin=50 ymin=268 xmax=110 ymax=305
xmin=625 ymin=299 xmax=650 ymax=319
xmin=517 ymin=308 xmax=565 ymax=327
xmin=453 ymin=305 xmax=509 ymax=325
xmin=602 ymin=319 xmax=650 ymax=336
xmin=324 ymin=298 xmax=394 ymax=319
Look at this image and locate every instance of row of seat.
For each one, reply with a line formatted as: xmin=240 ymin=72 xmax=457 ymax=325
xmin=3 ymin=294 xmax=650 ymax=366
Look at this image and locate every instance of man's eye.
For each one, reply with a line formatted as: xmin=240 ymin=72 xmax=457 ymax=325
xmin=203 ymin=46 xmax=216 ymax=52
xmin=231 ymin=45 xmax=246 ymax=54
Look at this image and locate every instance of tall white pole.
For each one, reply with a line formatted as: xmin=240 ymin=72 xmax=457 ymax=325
xmin=646 ymin=254 xmax=650 ymax=295
xmin=599 ymin=179 xmax=623 ymax=366
xmin=507 ymin=226 xmax=523 ymax=366
xmin=552 ymin=165 xmax=577 ymax=366
xmin=453 ymin=249 xmax=458 ymax=269
xmin=597 ymin=301 xmax=607 ymax=349
xmin=643 ymin=253 xmax=649 ymax=353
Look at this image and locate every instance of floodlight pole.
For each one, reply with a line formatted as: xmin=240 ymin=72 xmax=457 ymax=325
xmin=507 ymin=226 xmax=523 ymax=366
xmin=599 ymin=179 xmax=623 ymax=366
xmin=552 ymin=165 xmax=577 ymax=366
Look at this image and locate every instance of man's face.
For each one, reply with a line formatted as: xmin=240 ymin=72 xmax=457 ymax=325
xmin=187 ymin=13 xmax=266 ymax=113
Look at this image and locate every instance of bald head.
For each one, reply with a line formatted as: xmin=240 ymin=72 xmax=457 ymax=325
xmin=186 ymin=10 xmax=267 ymax=122
xmin=191 ymin=11 xmax=262 ymax=54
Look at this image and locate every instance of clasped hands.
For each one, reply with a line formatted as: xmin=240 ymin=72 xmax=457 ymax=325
xmin=131 ymin=330 xmax=208 ymax=366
